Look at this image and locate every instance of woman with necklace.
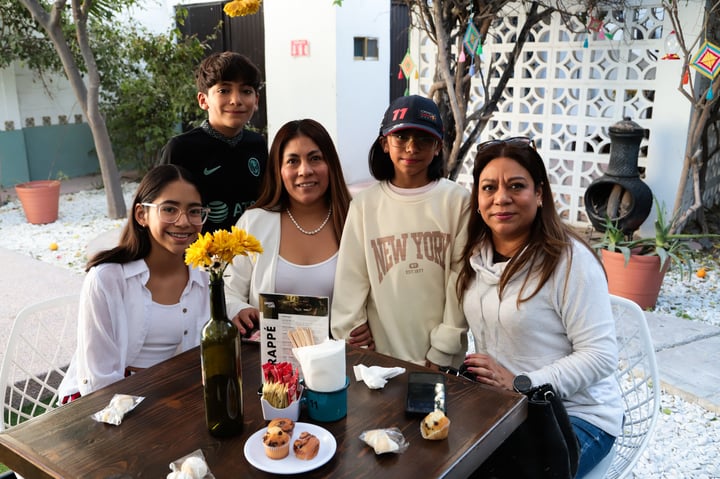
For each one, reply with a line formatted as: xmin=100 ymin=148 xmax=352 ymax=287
xmin=224 ymin=119 xmax=352 ymax=338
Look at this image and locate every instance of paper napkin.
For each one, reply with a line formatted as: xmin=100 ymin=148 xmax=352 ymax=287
xmin=353 ymin=364 xmax=406 ymax=389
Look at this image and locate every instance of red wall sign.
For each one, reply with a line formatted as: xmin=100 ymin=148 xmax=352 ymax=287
xmin=291 ymin=40 xmax=310 ymax=57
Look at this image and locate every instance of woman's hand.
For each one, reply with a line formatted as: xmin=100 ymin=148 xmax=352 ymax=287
xmin=231 ymin=307 xmax=259 ymax=337
xmin=463 ymin=353 xmax=514 ymax=390
xmin=348 ymin=322 xmax=375 ymax=350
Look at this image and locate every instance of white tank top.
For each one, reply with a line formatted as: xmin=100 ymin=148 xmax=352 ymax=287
xmin=131 ymin=302 xmax=187 ymax=368
xmin=274 ymin=253 xmax=339 ymax=301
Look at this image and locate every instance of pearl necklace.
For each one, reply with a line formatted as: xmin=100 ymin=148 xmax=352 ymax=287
xmin=286 ymin=207 xmax=332 ymax=235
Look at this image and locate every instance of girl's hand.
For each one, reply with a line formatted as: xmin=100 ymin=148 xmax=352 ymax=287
xmin=463 ymin=353 xmax=514 ymax=390
xmin=348 ymin=322 xmax=375 ymax=350
xmin=231 ymin=307 xmax=259 ymax=337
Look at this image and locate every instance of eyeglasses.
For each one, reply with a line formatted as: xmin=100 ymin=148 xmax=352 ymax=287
xmin=386 ymin=133 xmax=438 ymax=151
xmin=477 ymin=136 xmax=536 ymax=152
xmin=141 ymin=202 xmax=210 ymax=225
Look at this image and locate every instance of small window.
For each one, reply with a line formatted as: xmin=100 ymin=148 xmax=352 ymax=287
xmin=354 ymin=37 xmax=379 ymax=61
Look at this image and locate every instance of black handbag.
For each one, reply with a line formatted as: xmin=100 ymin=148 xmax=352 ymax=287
xmin=471 ymin=383 xmax=580 ymax=479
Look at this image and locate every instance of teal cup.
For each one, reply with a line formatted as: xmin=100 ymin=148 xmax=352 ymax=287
xmin=303 ymin=377 xmax=350 ymax=422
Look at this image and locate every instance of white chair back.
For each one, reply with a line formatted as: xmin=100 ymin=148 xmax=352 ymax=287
xmin=585 ymin=294 xmax=661 ymax=479
xmin=0 ymin=295 xmax=79 ymax=433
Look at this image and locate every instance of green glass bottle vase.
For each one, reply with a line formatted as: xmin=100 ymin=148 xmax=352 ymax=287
xmin=201 ymin=278 xmax=243 ymax=437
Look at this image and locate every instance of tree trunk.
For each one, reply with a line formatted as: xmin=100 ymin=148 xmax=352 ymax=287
xmin=18 ymin=0 xmax=127 ymax=219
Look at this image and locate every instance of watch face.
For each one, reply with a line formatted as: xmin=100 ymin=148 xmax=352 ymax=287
xmin=513 ymin=374 xmax=532 ymax=393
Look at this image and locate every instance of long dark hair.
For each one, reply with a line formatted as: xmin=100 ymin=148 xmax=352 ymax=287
xmin=456 ymin=141 xmax=601 ymax=304
xmin=86 ymin=165 xmax=202 ymax=271
xmin=252 ymin=119 xmax=352 ymax=240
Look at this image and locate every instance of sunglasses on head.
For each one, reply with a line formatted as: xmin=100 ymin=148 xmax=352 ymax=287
xmin=477 ymin=136 xmax=536 ymax=152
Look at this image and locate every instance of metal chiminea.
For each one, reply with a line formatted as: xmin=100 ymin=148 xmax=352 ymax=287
xmin=584 ymin=118 xmax=653 ymax=234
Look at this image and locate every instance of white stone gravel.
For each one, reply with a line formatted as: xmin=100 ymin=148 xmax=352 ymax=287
xmin=0 ymin=183 xmax=719 ymax=478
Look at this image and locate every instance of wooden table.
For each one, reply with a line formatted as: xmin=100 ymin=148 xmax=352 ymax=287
xmin=0 ymin=343 xmax=526 ymax=478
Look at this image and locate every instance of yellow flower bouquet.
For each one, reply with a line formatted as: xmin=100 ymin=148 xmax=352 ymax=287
xmin=185 ymin=226 xmax=263 ymax=282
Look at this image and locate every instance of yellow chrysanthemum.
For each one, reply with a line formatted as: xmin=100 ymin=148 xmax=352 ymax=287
xmin=184 ymin=232 xmax=214 ymax=270
xmin=223 ymin=0 xmax=262 ymax=18
xmin=185 ymin=227 xmax=263 ymax=281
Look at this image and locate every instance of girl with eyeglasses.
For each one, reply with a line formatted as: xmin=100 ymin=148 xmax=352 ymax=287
xmin=457 ymin=139 xmax=622 ymax=477
xmin=331 ymin=95 xmax=470 ymax=368
xmin=58 ymin=164 xmax=211 ymax=402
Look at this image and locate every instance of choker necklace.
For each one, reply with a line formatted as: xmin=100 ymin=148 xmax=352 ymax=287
xmin=287 ymin=207 xmax=332 ymax=235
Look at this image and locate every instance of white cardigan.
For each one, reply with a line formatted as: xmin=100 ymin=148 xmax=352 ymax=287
xmin=224 ymin=208 xmax=282 ymax=317
xmin=59 ymin=260 xmax=209 ymax=398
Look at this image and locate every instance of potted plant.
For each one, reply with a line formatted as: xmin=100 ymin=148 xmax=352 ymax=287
xmin=593 ymin=198 xmax=719 ymax=309
xmin=14 ymin=173 xmax=65 ymax=224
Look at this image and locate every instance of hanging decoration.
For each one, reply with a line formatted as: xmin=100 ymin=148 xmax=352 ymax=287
xmin=584 ymin=15 xmax=603 ymax=48
xmin=400 ymin=50 xmax=416 ymax=96
xmin=463 ymin=22 xmax=481 ymax=55
xmin=463 ymin=21 xmax=481 ymax=77
xmin=662 ymin=30 xmax=681 ymax=60
xmin=587 ymin=16 xmax=604 ymax=33
xmin=584 ymin=14 xmax=613 ymax=46
xmin=690 ymin=40 xmax=720 ymax=79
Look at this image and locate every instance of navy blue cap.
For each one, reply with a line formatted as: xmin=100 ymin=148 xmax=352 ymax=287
xmin=380 ymin=95 xmax=443 ymax=140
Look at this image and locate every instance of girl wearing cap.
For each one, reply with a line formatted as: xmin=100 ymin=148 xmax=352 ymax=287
xmin=331 ymin=95 xmax=470 ymax=368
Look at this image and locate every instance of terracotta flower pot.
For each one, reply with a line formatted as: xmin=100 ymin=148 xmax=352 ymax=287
xmin=14 ymin=180 xmax=61 ymax=224
xmin=600 ymin=249 xmax=669 ymax=310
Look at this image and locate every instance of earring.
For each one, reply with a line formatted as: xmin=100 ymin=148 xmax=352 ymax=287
xmin=476 ymin=208 xmax=481 ymax=214
xmin=537 ymin=201 xmax=543 ymax=208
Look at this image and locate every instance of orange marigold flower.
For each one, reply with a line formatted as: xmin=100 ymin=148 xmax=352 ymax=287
xmin=696 ymin=267 xmax=707 ymax=278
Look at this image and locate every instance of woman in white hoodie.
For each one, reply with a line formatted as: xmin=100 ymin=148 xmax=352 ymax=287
xmin=456 ymin=138 xmax=623 ymax=478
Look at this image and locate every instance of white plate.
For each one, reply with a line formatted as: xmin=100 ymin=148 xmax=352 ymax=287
xmin=243 ymin=422 xmax=337 ymax=474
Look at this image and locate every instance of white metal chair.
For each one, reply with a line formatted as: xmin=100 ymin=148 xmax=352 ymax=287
xmin=0 ymin=295 xmax=79 ymax=433
xmin=585 ymin=294 xmax=661 ymax=479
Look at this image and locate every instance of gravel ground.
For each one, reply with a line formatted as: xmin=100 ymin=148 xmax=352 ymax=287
xmin=1 ymin=181 xmax=719 ymax=478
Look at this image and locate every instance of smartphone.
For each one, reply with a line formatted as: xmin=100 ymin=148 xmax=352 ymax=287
xmin=405 ymin=372 xmax=446 ymax=414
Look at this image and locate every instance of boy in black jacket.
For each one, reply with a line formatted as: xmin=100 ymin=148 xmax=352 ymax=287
xmin=161 ymin=52 xmax=267 ymax=233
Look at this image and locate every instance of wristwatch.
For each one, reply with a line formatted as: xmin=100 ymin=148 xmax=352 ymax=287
xmin=513 ymin=374 xmax=532 ymax=394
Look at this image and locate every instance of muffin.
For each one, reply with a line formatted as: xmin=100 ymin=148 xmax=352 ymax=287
xmin=293 ymin=431 xmax=320 ymax=460
xmin=268 ymin=417 xmax=295 ymax=436
xmin=262 ymin=426 xmax=290 ymax=459
xmin=420 ymin=410 xmax=450 ymax=440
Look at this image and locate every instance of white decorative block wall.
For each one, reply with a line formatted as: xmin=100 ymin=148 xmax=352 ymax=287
xmin=412 ymin=2 xmax=709 ymax=229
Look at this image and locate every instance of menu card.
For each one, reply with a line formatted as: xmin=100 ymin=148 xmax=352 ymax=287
xmin=258 ymin=293 xmax=330 ymax=372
